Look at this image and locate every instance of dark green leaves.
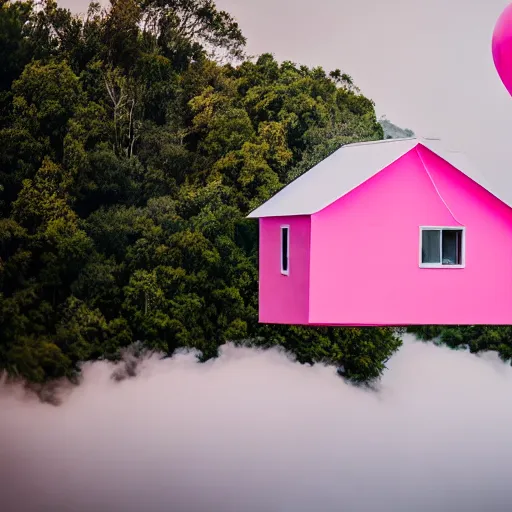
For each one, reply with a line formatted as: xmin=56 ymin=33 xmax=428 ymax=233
xmin=0 ymin=0 xmax=401 ymax=386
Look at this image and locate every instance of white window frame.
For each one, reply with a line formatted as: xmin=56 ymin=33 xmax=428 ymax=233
xmin=419 ymin=226 xmax=466 ymax=269
xmin=280 ymin=225 xmax=290 ymax=276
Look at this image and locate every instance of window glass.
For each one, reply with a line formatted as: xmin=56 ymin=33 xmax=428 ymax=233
xmin=281 ymin=227 xmax=289 ymax=273
xmin=422 ymin=229 xmax=440 ymax=264
xmin=442 ymin=230 xmax=462 ymax=265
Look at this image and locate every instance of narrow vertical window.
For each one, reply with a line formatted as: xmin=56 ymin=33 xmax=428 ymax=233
xmin=281 ymin=225 xmax=289 ymax=275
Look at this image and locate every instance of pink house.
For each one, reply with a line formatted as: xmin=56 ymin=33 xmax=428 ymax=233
xmin=247 ymin=137 xmax=512 ymax=326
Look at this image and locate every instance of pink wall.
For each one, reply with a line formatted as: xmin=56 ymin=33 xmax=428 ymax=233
xmin=259 ymin=216 xmax=311 ymax=324
xmin=308 ymin=145 xmax=512 ymax=325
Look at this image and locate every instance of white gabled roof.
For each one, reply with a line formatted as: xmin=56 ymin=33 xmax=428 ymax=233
xmin=247 ymin=137 xmax=510 ymax=218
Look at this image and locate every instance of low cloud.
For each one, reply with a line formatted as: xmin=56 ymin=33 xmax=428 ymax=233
xmin=1 ymin=335 xmax=512 ymax=512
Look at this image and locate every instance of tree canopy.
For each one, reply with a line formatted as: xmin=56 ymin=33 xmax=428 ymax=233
xmin=0 ymin=0 xmax=406 ymax=385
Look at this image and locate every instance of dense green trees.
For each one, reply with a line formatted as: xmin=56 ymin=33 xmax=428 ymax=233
xmin=407 ymin=326 xmax=512 ymax=364
xmin=0 ymin=0 xmax=403 ymax=384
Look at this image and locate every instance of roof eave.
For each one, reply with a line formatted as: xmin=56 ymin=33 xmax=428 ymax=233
xmin=246 ymin=210 xmax=315 ymax=219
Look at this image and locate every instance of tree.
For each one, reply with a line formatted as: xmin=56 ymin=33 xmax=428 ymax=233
xmin=139 ymin=0 xmax=246 ymax=65
xmin=103 ymin=67 xmax=144 ymax=158
xmin=0 ymin=0 xmax=403 ymax=385
xmin=104 ymin=0 xmax=141 ymax=70
xmin=11 ymin=59 xmax=82 ymax=158
xmin=408 ymin=325 xmax=512 ymax=365
xmin=0 ymin=1 xmax=32 ymax=92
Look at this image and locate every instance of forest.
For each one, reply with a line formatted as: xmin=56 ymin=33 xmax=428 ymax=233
xmin=0 ymin=0 xmax=509 ymax=387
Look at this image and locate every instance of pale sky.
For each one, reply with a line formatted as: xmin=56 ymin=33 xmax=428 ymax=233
xmin=63 ymin=0 xmax=512 ymax=192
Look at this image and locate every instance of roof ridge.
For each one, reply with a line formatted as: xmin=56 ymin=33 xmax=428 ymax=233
xmin=342 ymin=137 xmax=418 ymax=149
xmin=343 ymin=137 xmax=447 ymax=150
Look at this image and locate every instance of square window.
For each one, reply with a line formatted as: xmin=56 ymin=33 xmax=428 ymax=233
xmin=420 ymin=227 xmax=464 ymax=267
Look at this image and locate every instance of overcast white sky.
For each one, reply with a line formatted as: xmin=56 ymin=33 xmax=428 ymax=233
xmin=62 ymin=0 xmax=512 ymax=191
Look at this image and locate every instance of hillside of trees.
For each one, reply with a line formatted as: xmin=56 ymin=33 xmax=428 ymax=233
xmin=379 ymin=116 xmax=415 ymax=139
xmin=0 ymin=1 xmax=509 ymax=388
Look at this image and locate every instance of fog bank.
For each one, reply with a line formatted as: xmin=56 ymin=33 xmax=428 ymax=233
xmin=1 ymin=335 xmax=512 ymax=512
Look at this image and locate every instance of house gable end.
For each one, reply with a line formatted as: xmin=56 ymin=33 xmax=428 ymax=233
xmin=308 ymin=144 xmax=512 ymax=325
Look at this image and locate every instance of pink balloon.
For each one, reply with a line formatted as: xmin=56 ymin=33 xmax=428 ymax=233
xmin=493 ymin=4 xmax=512 ymax=96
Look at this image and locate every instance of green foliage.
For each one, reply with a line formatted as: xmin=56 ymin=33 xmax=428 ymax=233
xmin=0 ymin=0 xmax=401 ymax=385
xmin=12 ymin=59 xmax=83 ymax=155
xmin=255 ymin=325 xmax=402 ymax=383
xmin=0 ymin=1 xmax=33 ymax=92
xmin=408 ymin=326 xmax=512 ymax=364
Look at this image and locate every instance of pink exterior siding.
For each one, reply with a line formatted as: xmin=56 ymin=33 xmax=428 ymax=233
xmin=309 ymin=146 xmax=512 ymax=325
xmin=258 ymin=216 xmax=311 ymax=324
